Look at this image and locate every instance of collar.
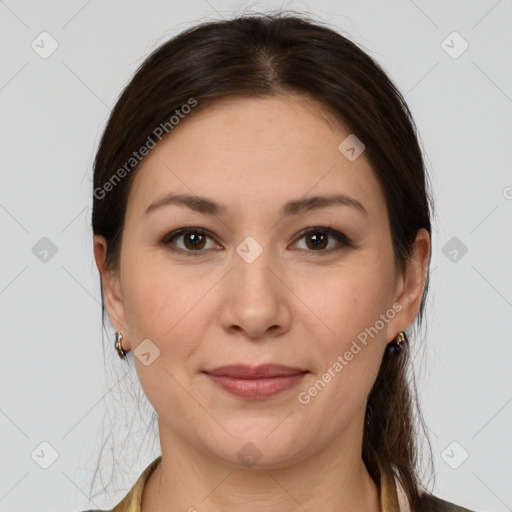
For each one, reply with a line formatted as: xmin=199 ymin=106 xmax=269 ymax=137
xmin=112 ymin=456 xmax=410 ymax=512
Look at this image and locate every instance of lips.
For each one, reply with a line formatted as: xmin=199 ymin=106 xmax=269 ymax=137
xmin=203 ymin=364 xmax=307 ymax=378
xmin=203 ymin=364 xmax=309 ymax=399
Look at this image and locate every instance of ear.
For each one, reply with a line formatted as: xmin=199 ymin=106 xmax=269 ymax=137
xmin=386 ymin=228 xmax=431 ymax=343
xmin=93 ymin=234 xmax=132 ymax=350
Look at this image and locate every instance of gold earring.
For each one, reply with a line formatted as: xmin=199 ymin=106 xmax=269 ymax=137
xmin=388 ymin=330 xmax=407 ymax=353
xmin=115 ymin=331 xmax=127 ymax=359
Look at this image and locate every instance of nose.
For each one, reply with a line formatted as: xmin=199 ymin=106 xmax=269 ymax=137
xmin=219 ymin=246 xmax=292 ymax=340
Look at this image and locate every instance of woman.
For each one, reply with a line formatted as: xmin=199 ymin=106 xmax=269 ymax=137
xmin=89 ymin=11 xmax=477 ymax=512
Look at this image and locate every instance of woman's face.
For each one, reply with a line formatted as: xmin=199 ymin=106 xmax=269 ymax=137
xmin=95 ymin=94 xmax=429 ymax=468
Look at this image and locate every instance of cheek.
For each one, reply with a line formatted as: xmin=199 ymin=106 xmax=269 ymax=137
xmin=308 ymin=262 xmax=392 ymax=340
xmin=120 ymin=247 xmax=170 ymax=338
xmin=121 ymin=249 xmax=212 ymax=363
xmin=299 ymin=275 xmax=388 ymax=421
xmin=301 ymin=256 xmax=393 ymax=402
xmin=120 ymin=255 xmax=205 ymax=415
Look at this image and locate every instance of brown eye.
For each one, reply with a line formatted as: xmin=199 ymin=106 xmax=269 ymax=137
xmin=161 ymin=228 xmax=219 ymax=255
xmin=293 ymin=227 xmax=351 ymax=254
xmin=304 ymin=231 xmax=328 ymax=250
xmin=182 ymin=232 xmax=207 ymax=250
xmin=161 ymin=226 xmax=351 ymax=257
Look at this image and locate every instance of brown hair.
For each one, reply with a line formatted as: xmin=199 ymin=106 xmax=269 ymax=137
xmin=92 ymin=10 xmax=434 ymax=507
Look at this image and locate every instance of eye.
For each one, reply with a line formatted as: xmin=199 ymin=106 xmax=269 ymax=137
xmin=161 ymin=228 xmax=220 ymax=256
xmin=160 ymin=226 xmax=352 ymax=256
xmin=292 ymin=227 xmax=352 ymax=255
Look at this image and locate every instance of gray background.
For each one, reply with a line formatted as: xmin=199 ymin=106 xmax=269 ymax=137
xmin=1 ymin=0 xmax=511 ymax=511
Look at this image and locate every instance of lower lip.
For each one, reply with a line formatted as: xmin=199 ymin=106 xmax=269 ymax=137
xmin=205 ymin=372 xmax=307 ymax=399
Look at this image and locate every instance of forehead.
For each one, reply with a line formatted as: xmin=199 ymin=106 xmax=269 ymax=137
xmin=126 ymin=94 xmax=386 ymax=224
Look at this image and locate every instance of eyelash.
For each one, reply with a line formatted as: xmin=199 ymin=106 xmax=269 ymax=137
xmin=160 ymin=226 xmax=353 ymax=257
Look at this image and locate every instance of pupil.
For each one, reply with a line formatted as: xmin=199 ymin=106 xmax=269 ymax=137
xmin=186 ymin=233 xmax=204 ymax=249
xmin=308 ymin=232 xmax=327 ymax=250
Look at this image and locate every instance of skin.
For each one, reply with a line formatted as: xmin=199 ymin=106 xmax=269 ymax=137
xmin=94 ymin=94 xmax=430 ymax=512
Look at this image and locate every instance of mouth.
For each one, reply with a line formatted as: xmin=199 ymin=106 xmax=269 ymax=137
xmin=202 ymin=364 xmax=309 ymax=400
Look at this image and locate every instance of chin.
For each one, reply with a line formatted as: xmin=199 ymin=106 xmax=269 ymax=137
xmin=204 ymin=428 xmax=309 ymax=470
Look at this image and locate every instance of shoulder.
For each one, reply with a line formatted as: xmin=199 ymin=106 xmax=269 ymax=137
xmin=79 ymin=492 xmax=480 ymax=512
xmin=417 ymin=491 xmax=478 ymax=511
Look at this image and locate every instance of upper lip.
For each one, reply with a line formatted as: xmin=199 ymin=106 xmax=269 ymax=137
xmin=203 ymin=364 xmax=308 ymax=378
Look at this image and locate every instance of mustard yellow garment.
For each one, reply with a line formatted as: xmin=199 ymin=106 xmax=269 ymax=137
xmin=97 ymin=456 xmax=475 ymax=512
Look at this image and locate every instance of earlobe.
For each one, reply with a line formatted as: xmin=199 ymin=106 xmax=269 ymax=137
xmin=93 ymin=234 xmax=131 ymax=349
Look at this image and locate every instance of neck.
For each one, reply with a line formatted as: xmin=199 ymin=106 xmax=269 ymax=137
xmin=141 ymin=419 xmax=381 ymax=512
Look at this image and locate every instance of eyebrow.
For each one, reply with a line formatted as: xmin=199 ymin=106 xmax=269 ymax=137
xmin=144 ymin=192 xmax=368 ymax=218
